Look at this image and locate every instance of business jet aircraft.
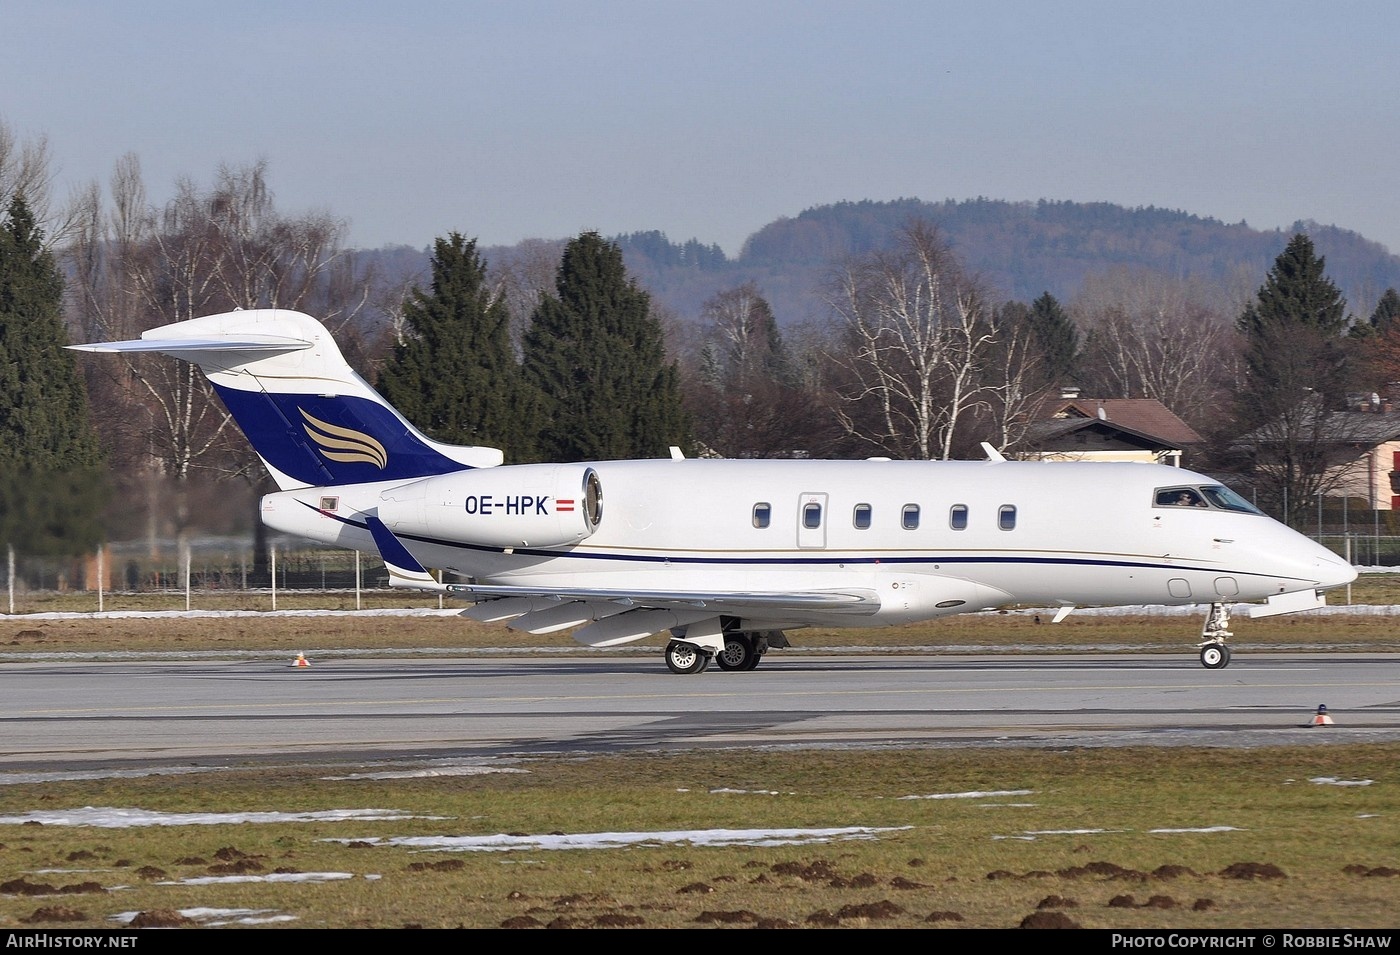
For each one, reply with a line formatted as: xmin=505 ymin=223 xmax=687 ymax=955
xmin=73 ymin=309 xmax=1357 ymax=673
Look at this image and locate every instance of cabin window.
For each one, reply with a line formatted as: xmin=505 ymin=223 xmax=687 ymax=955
xmin=319 ymin=496 xmax=339 ymax=512
xmin=949 ymin=504 xmax=968 ymax=530
xmin=803 ymin=502 xmax=823 ymax=529
xmin=902 ymin=504 xmax=920 ymax=530
xmin=998 ymin=505 xmax=1017 ymax=530
xmin=853 ymin=503 xmax=872 ymax=529
xmin=752 ymin=502 xmax=771 ymax=528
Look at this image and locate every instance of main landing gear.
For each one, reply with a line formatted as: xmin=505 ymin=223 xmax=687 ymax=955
xmin=664 ymin=640 xmax=711 ymax=674
xmin=715 ymin=633 xmax=762 ymax=671
xmin=665 ymin=630 xmax=788 ymax=675
xmin=1198 ymin=602 xmax=1233 ymax=669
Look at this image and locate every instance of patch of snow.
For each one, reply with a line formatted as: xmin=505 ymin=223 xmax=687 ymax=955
xmin=1310 ymin=776 xmax=1373 ymax=786
xmin=0 ymin=807 xmax=443 ymax=827
xmin=900 ymin=789 xmax=1034 ymax=800
xmin=327 ymin=826 xmax=910 ymax=852
xmin=158 ymin=872 xmax=353 ymax=885
xmin=111 ymin=907 xmax=294 ymax=925
xmin=323 ymin=766 xmax=528 ymax=781
xmin=0 ymin=766 xmax=225 ymax=787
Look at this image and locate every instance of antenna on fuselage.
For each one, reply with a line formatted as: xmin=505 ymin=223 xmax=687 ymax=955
xmin=980 ymin=442 xmax=1007 ymax=463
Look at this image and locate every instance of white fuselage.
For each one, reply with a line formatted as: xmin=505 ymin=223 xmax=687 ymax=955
xmin=261 ymin=457 xmax=1354 ymax=631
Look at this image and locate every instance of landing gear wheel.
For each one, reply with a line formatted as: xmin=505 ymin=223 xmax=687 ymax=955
xmin=665 ymin=640 xmax=710 ymax=674
xmin=1199 ymin=644 xmax=1231 ymax=669
xmin=715 ymin=634 xmax=756 ymax=671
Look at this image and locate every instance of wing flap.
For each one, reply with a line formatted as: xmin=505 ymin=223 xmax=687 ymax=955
xmin=574 ymin=609 xmax=716 ymax=647
xmin=507 ymin=600 xmax=629 ymax=635
xmin=445 ymin=582 xmax=881 ymax=617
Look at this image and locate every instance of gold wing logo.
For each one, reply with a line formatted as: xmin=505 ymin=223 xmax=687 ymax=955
xmin=300 ymin=409 xmax=388 ymax=469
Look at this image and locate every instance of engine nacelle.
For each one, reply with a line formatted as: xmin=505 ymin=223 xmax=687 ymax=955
xmin=377 ymin=464 xmax=602 ymax=549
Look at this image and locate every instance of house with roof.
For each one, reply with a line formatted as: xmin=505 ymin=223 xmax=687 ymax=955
xmin=1234 ymin=403 xmax=1400 ymax=511
xmin=1019 ymin=388 xmax=1204 ymax=467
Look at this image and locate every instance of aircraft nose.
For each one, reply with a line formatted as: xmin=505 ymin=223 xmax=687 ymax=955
xmin=1314 ymin=553 xmax=1358 ymax=590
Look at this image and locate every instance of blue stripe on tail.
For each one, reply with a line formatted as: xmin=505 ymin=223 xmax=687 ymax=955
xmin=213 ymin=385 xmax=471 ymax=486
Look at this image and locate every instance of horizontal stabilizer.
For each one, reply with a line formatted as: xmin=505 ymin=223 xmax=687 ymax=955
xmin=69 ymin=335 xmax=312 ymax=355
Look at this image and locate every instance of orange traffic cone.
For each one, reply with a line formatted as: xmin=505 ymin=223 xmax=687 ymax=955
xmin=291 ymin=652 xmax=310 ymax=669
xmin=1311 ymin=704 xmax=1333 ymax=726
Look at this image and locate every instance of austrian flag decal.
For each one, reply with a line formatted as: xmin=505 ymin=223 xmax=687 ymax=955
xmin=556 ymin=499 xmax=575 ymax=512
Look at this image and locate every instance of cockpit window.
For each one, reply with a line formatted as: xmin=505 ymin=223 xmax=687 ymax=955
xmin=1200 ymin=485 xmax=1264 ymax=515
xmin=1153 ymin=485 xmax=1263 ymax=515
xmin=1155 ymin=487 xmax=1208 ymax=508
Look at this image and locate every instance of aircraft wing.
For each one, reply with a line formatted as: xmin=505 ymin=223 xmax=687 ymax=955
xmin=445 ymin=582 xmax=880 ymax=647
xmin=363 ymin=515 xmax=877 ymax=646
xmin=443 ymin=581 xmax=881 ymax=614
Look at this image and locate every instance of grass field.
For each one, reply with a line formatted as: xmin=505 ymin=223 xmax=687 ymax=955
xmin=0 ymin=746 xmax=1397 ymax=930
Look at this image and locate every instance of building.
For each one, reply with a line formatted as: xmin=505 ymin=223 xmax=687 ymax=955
xmin=1020 ymin=388 xmax=1204 ymax=467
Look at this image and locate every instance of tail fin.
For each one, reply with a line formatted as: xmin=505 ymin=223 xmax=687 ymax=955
xmin=71 ymin=309 xmax=503 ymax=489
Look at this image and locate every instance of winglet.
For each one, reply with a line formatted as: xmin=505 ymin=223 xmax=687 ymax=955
xmin=981 ymin=442 xmax=1007 ymax=463
xmin=365 ymin=515 xmax=447 ymax=591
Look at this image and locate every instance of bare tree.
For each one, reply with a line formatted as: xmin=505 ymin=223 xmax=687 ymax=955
xmin=679 ymin=282 xmax=840 ymax=458
xmin=827 ymin=222 xmax=995 ymax=460
xmin=978 ymin=312 xmax=1046 ymax=455
xmin=1073 ymin=267 xmax=1236 ymax=428
xmin=698 ymin=282 xmax=786 ymax=383
xmin=0 ymin=120 xmax=83 ymax=246
xmin=63 ymin=159 xmax=361 ymax=547
xmin=486 ymin=237 xmax=566 ymax=353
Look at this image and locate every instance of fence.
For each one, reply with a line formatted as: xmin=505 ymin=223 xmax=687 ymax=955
xmin=5 ymin=532 xmax=1398 ymax=613
xmin=3 ymin=537 xmax=410 ymax=614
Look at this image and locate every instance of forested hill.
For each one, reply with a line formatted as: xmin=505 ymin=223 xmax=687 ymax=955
xmin=350 ymin=199 xmax=1400 ymax=330
xmin=603 ymin=198 xmax=1400 ymax=327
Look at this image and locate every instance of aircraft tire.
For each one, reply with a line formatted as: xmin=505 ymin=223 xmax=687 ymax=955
xmin=1199 ymin=644 xmax=1231 ymax=669
xmin=665 ymin=640 xmax=710 ymax=675
xmin=715 ymin=634 xmax=756 ymax=671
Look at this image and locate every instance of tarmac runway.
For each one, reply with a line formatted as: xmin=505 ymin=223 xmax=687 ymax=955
xmin=2 ymin=651 xmax=1399 ymax=774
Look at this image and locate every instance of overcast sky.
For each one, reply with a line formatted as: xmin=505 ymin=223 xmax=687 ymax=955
xmin=6 ymin=1 xmax=1399 ymax=258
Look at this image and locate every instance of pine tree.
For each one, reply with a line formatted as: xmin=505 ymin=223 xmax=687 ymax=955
xmin=377 ymin=233 xmax=534 ymax=461
xmin=0 ymin=194 xmax=106 ymax=556
xmin=521 ymin=232 xmax=689 ymax=461
xmin=1027 ymin=292 xmax=1078 ymax=383
xmin=1370 ymin=288 xmax=1400 ymax=332
xmin=1232 ymin=233 xmax=1352 ymax=526
xmin=1238 ymin=233 xmax=1348 ymax=338
xmin=1236 ymin=232 xmax=1351 ymax=419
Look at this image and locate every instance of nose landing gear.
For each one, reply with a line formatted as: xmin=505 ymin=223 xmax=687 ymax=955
xmin=1198 ymin=602 xmax=1233 ymax=669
